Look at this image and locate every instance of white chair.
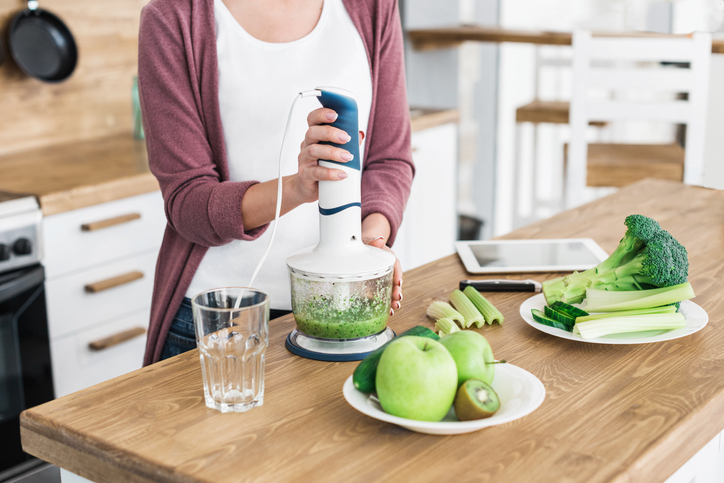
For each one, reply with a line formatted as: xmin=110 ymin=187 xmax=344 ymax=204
xmin=564 ymin=30 xmax=712 ymax=209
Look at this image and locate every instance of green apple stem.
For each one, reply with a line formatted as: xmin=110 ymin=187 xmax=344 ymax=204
xmin=485 ymin=360 xmax=507 ymax=364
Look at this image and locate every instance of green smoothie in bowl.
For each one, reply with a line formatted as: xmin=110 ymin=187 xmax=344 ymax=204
xmin=290 ymin=271 xmax=393 ymax=340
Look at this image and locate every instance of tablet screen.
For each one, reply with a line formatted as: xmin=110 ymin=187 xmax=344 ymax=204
xmin=470 ymin=241 xmax=602 ymax=268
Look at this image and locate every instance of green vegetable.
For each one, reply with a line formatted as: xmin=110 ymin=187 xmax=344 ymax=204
xmin=550 ymin=301 xmax=589 ymax=319
xmin=573 ymin=313 xmax=686 ymax=339
xmin=575 ymin=305 xmax=677 ymax=323
xmin=584 ymin=282 xmax=694 ymax=312
xmin=449 ymin=289 xmax=484 ymax=329
xmin=542 ymin=215 xmax=689 ymax=305
xmin=544 ymin=305 xmax=576 ymax=326
xmin=352 ymin=325 xmax=439 ymax=393
xmin=426 ymin=301 xmax=465 ymax=326
xmin=531 ymin=309 xmax=573 ymax=331
xmin=462 ymin=286 xmax=504 ymax=326
xmin=435 ymin=317 xmax=461 ymax=336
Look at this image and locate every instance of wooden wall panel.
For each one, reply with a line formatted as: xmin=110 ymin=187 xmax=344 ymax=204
xmin=0 ymin=0 xmax=148 ymax=156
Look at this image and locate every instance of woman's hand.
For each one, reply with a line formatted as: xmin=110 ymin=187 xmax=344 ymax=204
xmin=362 ymin=214 xmax=403 ymax=316
xmin=290 ymin=107 xmax=357 ymax=205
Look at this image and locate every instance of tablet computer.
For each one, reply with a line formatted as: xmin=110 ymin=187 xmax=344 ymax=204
xmin=455 ymin=238 xmax=609 ymax=274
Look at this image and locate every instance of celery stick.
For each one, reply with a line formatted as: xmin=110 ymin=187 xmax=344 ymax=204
xmin=575 ymin=305 xmax=677 ymax=323
xmin=584 ymin=282 xmax=694 ymax=312
xmin=463 ymin=285 xmax=504 ymax=326
xmin=427 ymin=301 xmax=464 ymax=326
xmin=575 ymin=313 xmax=686 ymax=339
xmin=435 ymin=317 xmax=461 ymax=336
xmin=449 ymin=289 xmax=484 ymax=329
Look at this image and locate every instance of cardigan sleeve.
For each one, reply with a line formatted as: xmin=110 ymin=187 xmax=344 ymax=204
xmin=138 ymin=3 xmax=269 ymax=247
xmin=359 ymin=0 xmax=415 ymax=247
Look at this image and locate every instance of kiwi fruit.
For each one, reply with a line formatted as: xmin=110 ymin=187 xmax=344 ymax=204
xmin=454 ymin=379 xmax=500 ymax=421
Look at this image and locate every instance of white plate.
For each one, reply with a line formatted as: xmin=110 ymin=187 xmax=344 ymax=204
xmin=342 ymin=363 xmax=546 ymax=435
xmin=520 ymin=294 xmax=709 ymax=344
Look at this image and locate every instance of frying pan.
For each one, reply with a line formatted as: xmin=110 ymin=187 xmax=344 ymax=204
xmin=7 ymin=0 xmax=77 ymax=82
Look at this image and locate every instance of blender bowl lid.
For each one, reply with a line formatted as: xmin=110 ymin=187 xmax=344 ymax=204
xmin=287 ymin=244 xmax=395 ymax=278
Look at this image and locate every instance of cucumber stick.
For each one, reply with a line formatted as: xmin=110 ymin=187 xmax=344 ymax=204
xmin=352 ymin=326 xmax=439 ymax=393
xmin=531 ymin=309 xmax=573 ymax=332
xmin=543 ymin=305 xmax=576 ymax=326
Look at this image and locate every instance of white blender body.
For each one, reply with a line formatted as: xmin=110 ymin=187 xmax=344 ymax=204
xmin=286 ymin=87 xmax=396 ymax=361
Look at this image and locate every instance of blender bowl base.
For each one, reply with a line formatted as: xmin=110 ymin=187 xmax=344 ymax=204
xmin=285 ymin=327 xmax=396 ymax=362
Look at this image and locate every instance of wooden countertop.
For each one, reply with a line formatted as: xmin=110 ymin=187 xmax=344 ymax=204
xmin=408 ymin=25 xmax=724 ymax=53
xmin=0 ymin=134 xmax=158 ymax=216
xmin=20 ymin=179 xmax=724 ymax=482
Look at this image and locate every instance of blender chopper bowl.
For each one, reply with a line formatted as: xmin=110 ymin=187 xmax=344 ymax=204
xmin=285 ymin=86 xmax=398 ymax=361
xmin=289 ymin=267 xmax=393 ymax=340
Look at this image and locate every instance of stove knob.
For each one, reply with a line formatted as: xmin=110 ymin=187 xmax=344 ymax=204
xmin=0 ymin=244 xmax=9 ymax=261
xmin=13 ymin=238 xmax=32 ymax=256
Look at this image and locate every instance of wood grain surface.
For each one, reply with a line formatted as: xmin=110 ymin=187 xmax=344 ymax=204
xmin=20 ymin=179 xmax=724 ymax=482
xmin=0 ymin=133 xmax=158 ymax=215
xmin=407 ymin=26 xmax=724 ymax=53
xmin=0 ymin=0 xmax=149 ymax=156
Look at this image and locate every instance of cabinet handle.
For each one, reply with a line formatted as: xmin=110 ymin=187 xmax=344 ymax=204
xmin=88 ymin=327 xmax=147 ymax=351
xmin=84 ymin=271 xmax=144 ymax=293
xmin=81 ymin=213 xmax=141 ymax=231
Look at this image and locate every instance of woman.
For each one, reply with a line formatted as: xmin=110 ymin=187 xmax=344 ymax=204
xmin=138 ymin=0 xmax=414 ymax=365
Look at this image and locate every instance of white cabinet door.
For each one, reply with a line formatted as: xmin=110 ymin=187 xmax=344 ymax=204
xmin=395 ymin=123 xmax=458 ymax=272
xmin=43 ymin=190 xmax=165 ymax=278
xmin=50 ymin=309 xmax=149 ymax=398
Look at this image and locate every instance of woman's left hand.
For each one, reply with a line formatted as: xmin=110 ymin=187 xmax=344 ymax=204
xmin=362 ymin=214 xmax=402 ymax=316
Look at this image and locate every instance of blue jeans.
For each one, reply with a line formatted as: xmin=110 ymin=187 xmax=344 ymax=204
xmin=159 ymin=297 xmax=290 ymax=361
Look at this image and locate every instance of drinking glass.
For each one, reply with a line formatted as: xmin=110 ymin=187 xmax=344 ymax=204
xmin=192 ymin=288 xmax=269 ymax=413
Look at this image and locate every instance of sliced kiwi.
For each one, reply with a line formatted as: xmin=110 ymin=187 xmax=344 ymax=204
xmin=454 ymin=379 xmax=500 ymax=421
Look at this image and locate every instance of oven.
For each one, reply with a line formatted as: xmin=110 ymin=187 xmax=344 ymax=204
xmin=0 ymin=195 xmax=56 ymax=482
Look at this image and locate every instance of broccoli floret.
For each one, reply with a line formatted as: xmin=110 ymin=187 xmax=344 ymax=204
xmin=542 ymin=215 xmax=688 ymax=305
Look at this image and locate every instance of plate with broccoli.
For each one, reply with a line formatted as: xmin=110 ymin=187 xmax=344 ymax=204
xmin=519 ymin=214 xmax=709 ymax=344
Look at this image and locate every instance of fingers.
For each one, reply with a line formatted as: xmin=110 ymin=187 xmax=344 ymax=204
xmin=362 ymin=237 xmax=403 ymax=314
xmin=300 ymin=142 xmax=354 ymax=164
xmin=307 ymin=107 xmax=338 ymax=126
xmin=307 ymin=165 xmax=348 ymax=181
xmin=304 ymin=124 xmax=352 ymax=146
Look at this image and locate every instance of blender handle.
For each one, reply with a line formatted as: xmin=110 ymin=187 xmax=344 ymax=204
xmin=316 ymin=87 xmax=361 ymax=172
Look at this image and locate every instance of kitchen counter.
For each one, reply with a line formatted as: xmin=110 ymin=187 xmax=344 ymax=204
xmin=0 ymin=134 xmax=158 ymax=216
xmin=19 ymin=179 xmax=724 ymax=482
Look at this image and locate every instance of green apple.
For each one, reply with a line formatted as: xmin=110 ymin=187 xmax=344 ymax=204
xmin=439 ymin=331 xmax=495 ymax=387
xmin=375 ymin=336 xmax=458 ymax=422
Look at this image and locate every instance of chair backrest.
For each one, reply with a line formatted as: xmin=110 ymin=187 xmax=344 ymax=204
xmin=565 ymin=30 xmax=712 ymax=207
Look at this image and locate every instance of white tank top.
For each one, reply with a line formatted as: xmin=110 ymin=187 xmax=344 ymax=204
xmin=186 ymin=0 xmax=373 ymax=310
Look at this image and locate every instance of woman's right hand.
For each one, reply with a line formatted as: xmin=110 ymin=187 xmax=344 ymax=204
xmin=291 ymin=107 xmax=356 ymax=204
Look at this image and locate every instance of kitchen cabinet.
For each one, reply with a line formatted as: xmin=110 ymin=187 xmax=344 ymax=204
xmin=44 ymin=190 xmax=165 ymax=398
xmin=394 ymin=116 xmax=458 ymax=271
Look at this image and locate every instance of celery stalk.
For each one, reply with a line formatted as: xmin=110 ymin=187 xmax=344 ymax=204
xmin=426 ymin=301 xmax=464 ymax=326
xmin=449 ymin=289 xmax=484 ymax=329
xmin=435 ymin=317 xmax=461 ymax=336
xmin=575 ymin=313 xmax=686 ymax=339
xmin=575 ymin=305 xmax=677 ymax=323
xmin=462 ymin=285 xmax=504 ymax=326
xmin=584 ymin=282 xmax=695 ymax=312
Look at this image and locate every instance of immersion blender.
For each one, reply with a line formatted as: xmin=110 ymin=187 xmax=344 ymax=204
xmin=285 ymin=87 xmax=397 ymax=361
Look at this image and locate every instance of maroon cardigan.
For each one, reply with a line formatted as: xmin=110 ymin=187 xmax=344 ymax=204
xmin=138 ymin=0 xmax=414 ymax=365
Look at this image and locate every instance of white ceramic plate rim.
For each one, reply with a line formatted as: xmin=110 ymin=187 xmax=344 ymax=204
xmin=519 ymin=294 xmax=709 ymax=345
xmin=342 ymin=363 xmax=546 ymax=435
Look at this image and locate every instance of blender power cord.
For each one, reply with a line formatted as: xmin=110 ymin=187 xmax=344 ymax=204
xmin=234 ymin=89 xmax=321 ymax=310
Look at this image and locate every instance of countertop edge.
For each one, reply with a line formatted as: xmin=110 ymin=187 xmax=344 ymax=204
xmin=39 ymin=173 xmax=160 ymax=216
